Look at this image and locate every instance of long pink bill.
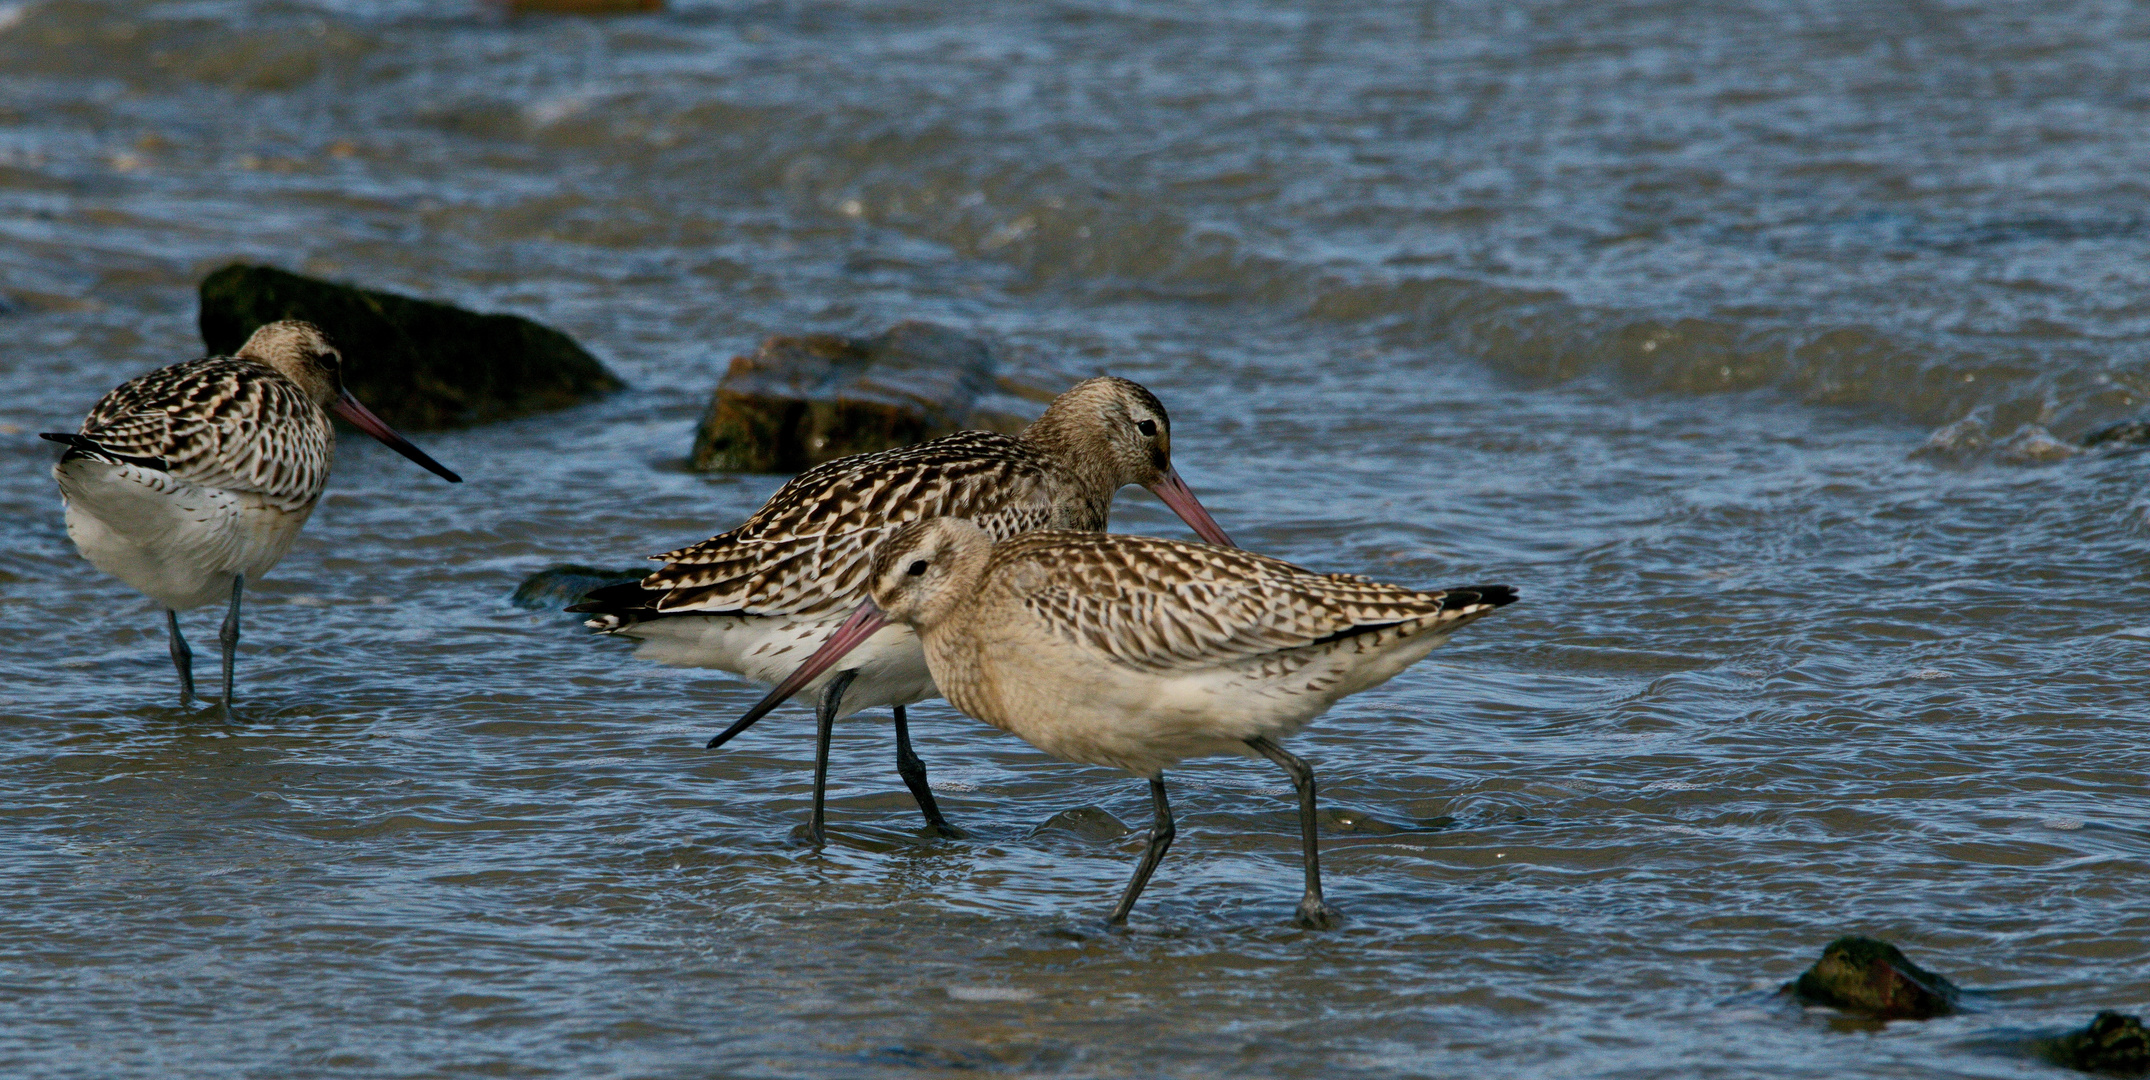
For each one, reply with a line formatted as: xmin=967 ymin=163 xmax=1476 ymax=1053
xmin=1147 ymin=466 xmax=1237 ymax=548
xmin=705 ymin=600 xmax=890 ymax=750
xmin=330 ymin=390 xmax=463 ymax=483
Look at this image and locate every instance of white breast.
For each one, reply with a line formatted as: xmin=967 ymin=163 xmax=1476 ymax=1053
xmin=55 ymin=459 xmax=317 ymax=611
xmin=619 ymin=613 xmax=937 ymax=720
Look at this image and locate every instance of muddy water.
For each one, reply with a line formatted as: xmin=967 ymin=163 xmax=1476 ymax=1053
xmin=3 ymin=2 xmax=2148 ymax=1077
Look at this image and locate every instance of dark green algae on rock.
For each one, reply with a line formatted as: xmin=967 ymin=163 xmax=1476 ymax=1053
xmin=200 ymin=264 xmax=623 ymax=430
xmin=2038 ymin=1012 xmax=2150 ymax=1075
xmin=1783 ymin=936 xmax=1962 ymax=1021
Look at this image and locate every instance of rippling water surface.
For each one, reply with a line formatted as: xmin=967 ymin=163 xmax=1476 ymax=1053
xmin=4 ymin=2 xmax=2149 ymax=1077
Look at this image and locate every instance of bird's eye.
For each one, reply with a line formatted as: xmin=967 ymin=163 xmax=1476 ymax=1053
xmin=1136 ymin=419 xmax=1158 ymax=437
xmin=906 ymin=559 xmax=929 ymax=576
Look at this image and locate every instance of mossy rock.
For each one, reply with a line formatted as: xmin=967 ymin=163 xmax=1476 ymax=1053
xmin=689 ymin=321 xmax=1045 ymax=473
xmin=199 ymin=264 xmax=623 ymax=430
xmin=1783 ymin=936 xmax=1960 ymax=1020
xmin=511 ymin=565 xmax=645 ymax=610
xmin=2038 ymin=1012 xmax=2150 ymax=1075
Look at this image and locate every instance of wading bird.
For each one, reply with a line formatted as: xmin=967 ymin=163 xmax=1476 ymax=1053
xmin=726 ymin=517 xmax=1514 ymax=928
xmin=574 ymin=376 xmax=1235 ymax=844
xmin=44 ymin=320 xmax=461 ymax=717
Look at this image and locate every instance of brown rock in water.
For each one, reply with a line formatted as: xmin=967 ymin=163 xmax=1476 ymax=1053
xmin=690 ymin=321 xmax=1050 ymax=473
xmin=2038 ymin=1012 xmax=2150 ymax=1075
xmin=1783 ymin=936 xmax=1961 ymax=1020
xmin=199 ymin=264 xmax=623 ymax=431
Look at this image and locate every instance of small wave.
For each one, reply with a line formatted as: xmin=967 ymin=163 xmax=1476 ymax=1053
xmin=762 ymin=160 xmax=2147 ymax=437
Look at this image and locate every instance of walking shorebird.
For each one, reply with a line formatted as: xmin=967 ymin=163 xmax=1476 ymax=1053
xmin=572 ymin=376 xmax=1236 ymax=844
xmin=725 ymin=517 xmax=1515 ymax=929
xmin=43 ymin=320 xmax=461 ymax=717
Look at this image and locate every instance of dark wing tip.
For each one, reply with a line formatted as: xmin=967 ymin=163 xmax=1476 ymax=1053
xmin=40 ymin=432 xmax=171 ymax=472
xmin=1444 ymin=584 xmax=1519 ymax=611
xmin=1313 ymin=585 xmax=1518 ymax=648
xmin=566 ymin=579 xmax=657 ymax=615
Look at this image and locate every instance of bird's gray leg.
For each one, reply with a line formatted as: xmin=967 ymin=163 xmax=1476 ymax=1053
xmin=892 ymin=705 xmax=964 ymax=839
xmin=217 ymin=574 xmax=243 ymax=721
xmin=165 ymin=609 xmax=195 ymax=708
xmin=1247 ymin=735 xmax=1339 ymax=929
xmin=1108 ymin=776 xmax=1175 ymax=928
xmin=801 ymin=669 xmax=854 ymax=850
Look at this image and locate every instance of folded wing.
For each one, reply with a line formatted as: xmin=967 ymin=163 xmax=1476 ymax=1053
xmin=1000 ymin=532 xmax=1516 ymax=674
xmin=578 ymin=431 xmax=1064 ymax=621
xmin=56 ymin=358 xmax=331 ymax=511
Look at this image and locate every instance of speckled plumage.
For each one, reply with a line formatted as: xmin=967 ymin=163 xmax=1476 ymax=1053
xmin=46 ymin=320 xmax=460 ymax=711
xmin=580 ymin=376 xmax=1237 ymax=844
xmin=573 ymin=376 xmax=1235 ymax=721
xmin=48 ymin=323 xmax=357 ymax=611
xmin=991 ymin=531 xmax=1503 ymax=677
xmin=860 ymin=522 xmax=1516 ymax=777
xmin=63 ymin=354 xmax=335 ymax=514
xmin=729 ymin=516 xmax=1517 ymax=926
xmin=640 ymin=430 xmax=1095 ymax=618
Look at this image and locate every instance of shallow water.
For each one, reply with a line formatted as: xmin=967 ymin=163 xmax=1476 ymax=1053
xmin=3 ymin=1 xmax=2149 ymax=1077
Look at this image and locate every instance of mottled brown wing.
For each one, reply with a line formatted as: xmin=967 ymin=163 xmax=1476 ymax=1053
xmin=642 ymin=432 xmax=1064 ymax=618
xmin=74 ymin=357 xmax=331 ymax=510
xmin=1000 ymin=532 xmax=1513 ymax=674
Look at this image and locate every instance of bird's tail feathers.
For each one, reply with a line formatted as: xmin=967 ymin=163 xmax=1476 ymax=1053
xmin=569 ymin=579 xmax=661 ymax=632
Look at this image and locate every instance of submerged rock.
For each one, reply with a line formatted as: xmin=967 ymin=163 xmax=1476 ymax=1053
xmin=2038 ymin=1011 xmax=2150 ymax=1074
xmin=512 ymin=565 xmax=644 ymax=610
xmin=1783 ymin=936 xmax=1961 ymax=1020
xmin=2082 ymin=419 xmax=2150 ymax=448
xmin=1916 ymin=413 xmax=1991 ymax=459
xmin=1316 ymin=807 xmax=1405 ymax=835
xmin=689 ymin=321 xmax=1050 ymax=473
xmin=1033 ymin=806 xmax=1132 ymax=843
xmin=199 ymin=264 xmax=623 ymax=430
xmin=1996 ymin=424 xmax=2080 ymax=463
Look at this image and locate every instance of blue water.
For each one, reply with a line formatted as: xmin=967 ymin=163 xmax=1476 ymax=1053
xmin=2 ymin=2 xmax=2147 ymax=1077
